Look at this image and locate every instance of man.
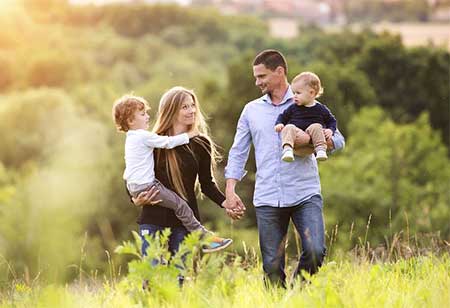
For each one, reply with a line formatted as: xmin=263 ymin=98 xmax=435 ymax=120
xmin=223 ymin=49 xmax=345 ymax=287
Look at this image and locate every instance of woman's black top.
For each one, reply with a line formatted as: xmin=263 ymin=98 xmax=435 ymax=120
xmin=131 ymin=136 xmax=226 ymax=227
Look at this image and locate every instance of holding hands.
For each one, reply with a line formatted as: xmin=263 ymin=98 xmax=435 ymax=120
xmin=224 ymin=179 xmax=246 ymax=220
xmin=222 ymin=193 xmax=246 ymax=220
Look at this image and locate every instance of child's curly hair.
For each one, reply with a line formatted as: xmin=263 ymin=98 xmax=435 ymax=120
xmin=112 ymin=94 xmax=149 ymax=132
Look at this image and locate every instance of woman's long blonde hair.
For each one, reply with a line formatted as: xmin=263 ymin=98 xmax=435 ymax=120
xmin=153 ymin=86 xmax=221 ymax=200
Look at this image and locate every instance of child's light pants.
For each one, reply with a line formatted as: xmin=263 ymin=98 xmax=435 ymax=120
xmin=281 ymin=123 xmax=327 ymax=156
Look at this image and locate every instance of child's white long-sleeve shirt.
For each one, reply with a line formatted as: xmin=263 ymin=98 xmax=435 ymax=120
xmin=123 ymin=129 xmax=189 ymax=185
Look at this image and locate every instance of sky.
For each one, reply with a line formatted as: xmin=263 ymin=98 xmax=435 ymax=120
xmin=69 ymin=0 xmax=191 ymax=6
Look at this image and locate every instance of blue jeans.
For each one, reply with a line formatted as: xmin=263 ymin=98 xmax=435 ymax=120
xmin=139 ymin=224 xmax=189 ymax=286
xmin=255 ymin=194 xmax=326 ymax=287
xmin=139 ymin=224 xmax=189 ymax=257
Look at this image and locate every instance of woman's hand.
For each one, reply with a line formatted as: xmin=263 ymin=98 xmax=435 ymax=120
xmin=225 ymin=207 xmax=245 ymax=220
xmin=222 ymin=197 xmax=245 ymax=220
xmin=132 ymin=186 xmax=162 ymax=206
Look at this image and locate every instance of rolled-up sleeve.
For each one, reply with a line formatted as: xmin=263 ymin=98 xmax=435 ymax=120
xmin=224 ymin=105 xmax=252 ymax=181
xmin=330 ymin=128 xmax=345 ymax=153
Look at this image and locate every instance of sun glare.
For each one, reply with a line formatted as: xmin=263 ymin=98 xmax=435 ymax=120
xmin=0 ymin=0 xmax=19 ymax=15
xmin=0 ymin=0 xmax=16 ymax=7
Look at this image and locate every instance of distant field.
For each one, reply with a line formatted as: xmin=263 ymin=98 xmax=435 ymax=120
xmin=269 ymin=18 xmax=450 ymax=50
xmin=370 ymin=22 xmax=449 ymax=50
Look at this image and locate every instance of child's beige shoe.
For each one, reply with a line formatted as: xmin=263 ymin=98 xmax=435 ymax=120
xmin=316 ymin=150 xmax=328 ymax=161
xmin=282 ymin=147 xmax=294 ymax=162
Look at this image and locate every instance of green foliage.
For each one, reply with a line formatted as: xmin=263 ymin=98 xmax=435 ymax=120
xmin=321 ymin=107 xmax=450 ymax=247
xmin=27 ymin=52 xmax=77 ymax=88
xmin=1 ymin=254 xmax=449 ymax=307
xmin=0 ymin=1 xmax=448 ymax=286
xmin=0 ymin=90 xmax=72 ymax=167
xmin=0 ymin=89 xmax=117 ymax=283
xmin=356 ymin=33 xmax=450 ymax=144
xmin=115 ymin=229 xmax=234 ymax=304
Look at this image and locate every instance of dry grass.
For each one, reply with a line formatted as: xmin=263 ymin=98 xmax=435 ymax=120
xmin=268 ymin=18 xmax=450 ymax=50
xmin=372 ymin=22 xmax=450 ymax=50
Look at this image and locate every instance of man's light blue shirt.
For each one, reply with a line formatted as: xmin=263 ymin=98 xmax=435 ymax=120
xmin=225 ymin=86 xmax=345 ymax=207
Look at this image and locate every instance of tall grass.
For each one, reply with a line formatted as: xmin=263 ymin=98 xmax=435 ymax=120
xmin=1 ymin=229 xmax=449 ymax=308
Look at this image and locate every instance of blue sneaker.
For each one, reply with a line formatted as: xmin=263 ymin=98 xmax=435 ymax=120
xmin=202 ymin=236 xmax=233 ymax=253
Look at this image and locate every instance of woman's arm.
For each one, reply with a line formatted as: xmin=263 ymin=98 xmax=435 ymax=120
xmin=196 ymin=137 xmax=226 ymax=208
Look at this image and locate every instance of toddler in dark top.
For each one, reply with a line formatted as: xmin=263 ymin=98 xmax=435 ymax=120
xmin=275 ymin=72 xmax=337 ymax=162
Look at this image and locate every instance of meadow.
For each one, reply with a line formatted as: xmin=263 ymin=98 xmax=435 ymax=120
xmin=0 ymin=2 xmax=449 ymax=307
xmin=1 ymin=230 xmax=449 ymax=308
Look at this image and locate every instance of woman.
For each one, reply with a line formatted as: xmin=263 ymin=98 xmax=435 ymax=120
xmin=131 ymin=86 xmax=235 ymax=255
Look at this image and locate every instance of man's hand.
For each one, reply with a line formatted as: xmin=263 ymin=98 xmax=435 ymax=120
xmin=222 ymin=199 xmax=245 ymax=220
xmin=274 ymin=124 xmax=285 ymax=133
xmin=224 ymin=193 xmax=246 ymax=220
xmin=224 ymin=179 xmax=246 ymax=220
xmin=132 ymin=186 xmax=162 ymax=206
xmin=323 ymin=128 xmax=333 ymax=140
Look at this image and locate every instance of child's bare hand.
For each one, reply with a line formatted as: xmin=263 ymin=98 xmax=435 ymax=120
xmin=323 ymin=129 xmax=333 ymax=140
xmin=274 ymin=124 xmax=284 ymax=132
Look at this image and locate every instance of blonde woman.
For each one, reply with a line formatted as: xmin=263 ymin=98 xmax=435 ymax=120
xmin=131 ymin=86 xmax=237 ymax=259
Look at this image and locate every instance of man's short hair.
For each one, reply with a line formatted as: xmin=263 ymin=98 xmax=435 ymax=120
xmin=253 ymin=49 xmax=288 ymax=75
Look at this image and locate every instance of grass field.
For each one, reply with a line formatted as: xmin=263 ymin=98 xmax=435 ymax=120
xmin=1 ymin=232 xmax=449 ymax=308
xmin=1 ymin=256 xmax=449 ymax=308
xmin=369 ymin=22 xmax=450 ymax=50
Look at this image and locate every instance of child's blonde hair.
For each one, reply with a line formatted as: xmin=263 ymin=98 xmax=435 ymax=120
xmin=292 ymin=72 xmax=324 ymax=98
xmin=112 ymin=94 xmax=150 ymax=132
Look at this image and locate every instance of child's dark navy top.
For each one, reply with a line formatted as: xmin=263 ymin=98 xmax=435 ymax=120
xmin=275 ymin=101 xmax=337 ymax=132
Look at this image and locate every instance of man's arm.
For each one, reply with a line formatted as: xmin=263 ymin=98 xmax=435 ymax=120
xmin=224 ymin=105 xmax=252 ymax=218
xmin=224 ymin=105 xmax=252 ymax=181
xmin=329 ymin=128 xmax=345 ymax=154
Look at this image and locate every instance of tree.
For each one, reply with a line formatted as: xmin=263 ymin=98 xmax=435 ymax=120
xmin=0 ymin=89 xmax=118 ymax=282
xmin=321 ymin=107 xmax=450 ymax=248
xmin=356 ymin=33 xmax=450 ymax=146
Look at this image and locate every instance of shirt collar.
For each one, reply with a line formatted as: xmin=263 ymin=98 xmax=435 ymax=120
xmin=262 ymin=85 xmax=294 ymax=106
